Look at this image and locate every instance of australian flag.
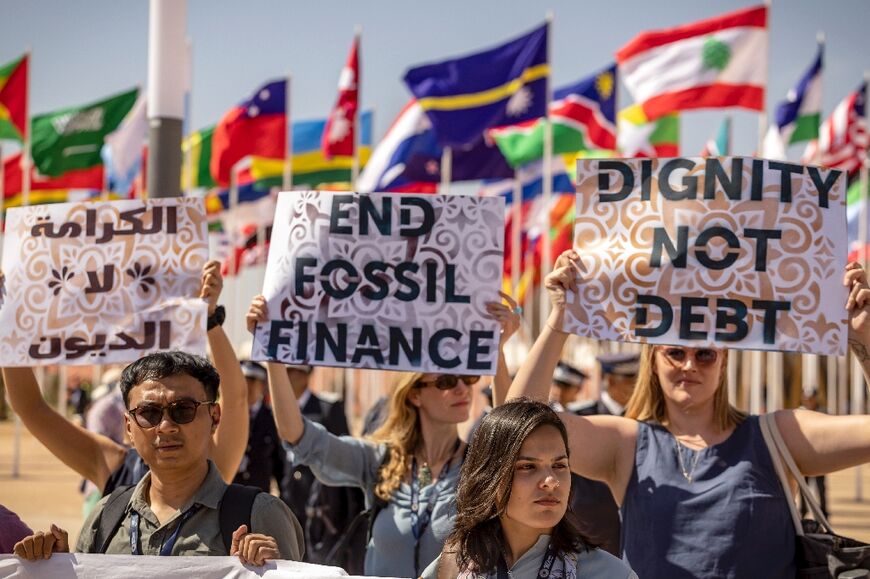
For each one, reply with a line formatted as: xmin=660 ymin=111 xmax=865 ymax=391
xmin=403 ymin=23 xmax=549 ymax=148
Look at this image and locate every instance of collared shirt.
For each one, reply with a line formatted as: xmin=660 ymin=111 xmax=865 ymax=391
xmin=76 ymin=460 xmax=303 ymax=560
xmin=600 ymin=391 xmax=625 ymax=416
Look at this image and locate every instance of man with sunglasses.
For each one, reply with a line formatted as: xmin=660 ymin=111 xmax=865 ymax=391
xmin=14 ymin=351 xmax=303 ymax=564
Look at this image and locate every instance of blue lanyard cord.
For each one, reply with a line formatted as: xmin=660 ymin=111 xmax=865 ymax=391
xmin=496 ymin=543 xmax=558 ymax=579
xmin=130 ymin=504 xmax=202 ymax=556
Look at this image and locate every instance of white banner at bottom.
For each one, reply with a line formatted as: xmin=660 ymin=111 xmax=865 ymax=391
xmin=0 ymin=554 xmax=403 ymax=579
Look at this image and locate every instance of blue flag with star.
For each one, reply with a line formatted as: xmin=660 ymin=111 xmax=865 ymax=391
xmin=403 ymin=23 xmax=549 ymax=148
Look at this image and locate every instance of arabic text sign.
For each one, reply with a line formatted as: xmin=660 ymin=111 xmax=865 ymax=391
xmin=0 ymin=198 xmax=209 ymax=366
xmin=567 ymin=157 xmax=847 ymax=356
xmin=252 ymin=191 xmax=504 ymax=373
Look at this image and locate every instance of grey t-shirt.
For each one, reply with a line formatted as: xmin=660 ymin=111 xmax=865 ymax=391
xmin=288 ymin=417 xmax=461 ymax=577
xmin=421 ymin=534 xmax=637 ymax=578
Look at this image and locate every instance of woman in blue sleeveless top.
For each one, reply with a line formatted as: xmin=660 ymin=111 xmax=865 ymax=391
xmin=508 ymin=253 xmax=870 ymax=579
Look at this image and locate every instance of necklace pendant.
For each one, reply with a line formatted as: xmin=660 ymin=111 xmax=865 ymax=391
xmin=419 ymin=463 xmax=433 ymax=487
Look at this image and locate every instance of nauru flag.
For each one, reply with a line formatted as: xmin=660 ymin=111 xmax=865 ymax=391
xmin=616 ymin=5 xmax=767 ymax=121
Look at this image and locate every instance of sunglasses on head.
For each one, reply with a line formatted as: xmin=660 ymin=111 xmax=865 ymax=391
xmin=128 ymin=399 xmax=215 ymax=428
xmin=415 ymin=375 xmax=481 ymax=390
xmin=659 ymin=347 xmax=720 ymax=367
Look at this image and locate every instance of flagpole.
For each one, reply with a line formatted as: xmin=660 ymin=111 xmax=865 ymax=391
xmin=512 ymin=177 xmax=521 ymax=294
xmin=283 ymin=74 xmax=293 ymax=190
xmin=22 ymin=48 xmax=31 ymax=208
xmin=440 ymin=146 xmax=452 ymax=194
xmin=540 ymin=12 xmax=554 ymax=337
xmin=229 ymin=159 xmax=242 ymax=346
xmin=351 ymin=26 xmax=362 ymax=189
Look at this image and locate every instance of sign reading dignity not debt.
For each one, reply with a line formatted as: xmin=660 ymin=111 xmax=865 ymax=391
xmin=252 ymin=191 xmax=505 ymax=373
xmin=567 ymin=157 xmax=847 ymax=356
xmin=0 ymin=199 xmax=209 ymax=366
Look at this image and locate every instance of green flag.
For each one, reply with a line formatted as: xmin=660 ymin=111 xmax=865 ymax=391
xmin=31 ymin=87 xmax=139 ymax=177
xmin=182 ymin=126 xmax=216 ymax=189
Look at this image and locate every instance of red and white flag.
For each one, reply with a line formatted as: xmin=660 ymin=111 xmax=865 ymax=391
xmin=802 ymin=83 xmax=868 ymax=178
xmin=322 ymin=35 xmax=360 ymax=159
xmin=616 ymin=5 xmax=767 ymax=121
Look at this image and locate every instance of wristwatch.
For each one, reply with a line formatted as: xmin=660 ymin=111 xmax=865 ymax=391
xmin=207 ymin=305 xmax=226 ymax=330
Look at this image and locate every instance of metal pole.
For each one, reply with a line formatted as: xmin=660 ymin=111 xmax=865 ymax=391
xmin=283 ymin=74 xmax=293 ymax=190
xmin=512 ymin=178 xmax=522 ymax=295
xmin=147 ymin=0 xmax=186 ymax=198
xmin=440 ymin=146 xmax=452 ymax=194
xmin=539 ymin=13 xmax=554 ymax=336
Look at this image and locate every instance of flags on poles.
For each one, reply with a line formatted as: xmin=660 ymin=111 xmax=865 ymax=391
xmin=616 ymin=5 xmax=767 ymax=121
xmin=700 ymin=117 xmax=731 ymax=157
xmin=101 ymin=93 xmax=147 ymax=195
xmin=488 ymin=64 xmax=618 ymax=168
xmin=764 ymin=46 xmax=823 ymax=160
xmin=802 ymin=82 xmax=868 ymax=178
xmin=617 ymin=106 xmax=680 ymax=157
xmin=404 ymin=23 xmax=549 ymax=147
xmin=322 ymin=35 xmax=360 ymax=159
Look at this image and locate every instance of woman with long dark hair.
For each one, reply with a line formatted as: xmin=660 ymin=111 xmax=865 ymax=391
xmin=423 ymin=399 xmax=635 ymax=578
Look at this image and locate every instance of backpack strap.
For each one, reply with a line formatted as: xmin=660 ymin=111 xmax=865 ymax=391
xmin=93 ymin=485 xmax=136 ymax=553
xmin=219 ymin=484 xmax=263 ymax=554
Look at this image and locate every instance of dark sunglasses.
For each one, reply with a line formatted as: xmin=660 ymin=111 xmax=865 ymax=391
xmin=128 ymin=399 xmax=215 ymax=428
xmin=660 ymin=347 xmax=719 ymax=367
xmin=415 ymin=375 xmax=481 ymax=390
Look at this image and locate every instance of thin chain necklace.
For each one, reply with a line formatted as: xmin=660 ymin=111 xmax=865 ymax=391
xmin=673 ymin=435 xmax=703 ymax=483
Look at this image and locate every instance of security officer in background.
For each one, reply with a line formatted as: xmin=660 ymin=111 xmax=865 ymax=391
xmin=233 ymin=360 xmax=284 ymax=493
xmin=549 ymin=361 xmax=591 ymax=413
xmin=281 ymin=364 xmax=365 ymax=573
xmin=570 ymin=352 xmax=640 ymax=556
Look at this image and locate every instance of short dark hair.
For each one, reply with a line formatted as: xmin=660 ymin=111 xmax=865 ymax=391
xmin=120 ymin=351 xmax=220 ymax=408
xmin=447 ymin=398 xmax=593 ymax=573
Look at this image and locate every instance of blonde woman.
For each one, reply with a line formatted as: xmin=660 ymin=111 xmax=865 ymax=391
xmin=507 ymin=251 xmax=870 ymax=579
xmin=246 ymin=293 xmax=519 ymax=577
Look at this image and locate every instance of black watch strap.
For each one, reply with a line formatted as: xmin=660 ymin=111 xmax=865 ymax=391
xmin=207 ymin=305 xmax=226 ymax=330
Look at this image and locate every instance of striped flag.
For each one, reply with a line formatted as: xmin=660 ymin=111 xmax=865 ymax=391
xmin=802 ymin=82 xmax=868 ymax=178
xmin=616 ymin=5 xmax=767 ymax=121
xmin=764 ymin=46 xmax=823 ymax=160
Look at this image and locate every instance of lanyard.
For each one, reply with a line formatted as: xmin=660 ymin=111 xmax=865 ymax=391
xmin=130 ymin=504 xmax=201 ymax=556
xmin=496 ymin=543 xmax=558 ymax=579
xmin=410 ymin=439 xmax=460 ymax=575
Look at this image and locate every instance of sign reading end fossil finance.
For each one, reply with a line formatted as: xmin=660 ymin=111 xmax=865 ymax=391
xmin=0 ymin=199 xmax=209 ymax=366
xmin=569 ymin=157 xmax=847 ymax=356
xmin=252 ymin=191 xmax=505 ymax=373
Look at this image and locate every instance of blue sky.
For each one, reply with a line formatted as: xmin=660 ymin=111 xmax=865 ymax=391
xmin=1 ymin=0 xmax=868 ymax=162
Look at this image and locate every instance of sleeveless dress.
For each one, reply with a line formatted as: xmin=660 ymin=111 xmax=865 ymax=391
xmin=620 ymin=416 xmax=795 ymax=579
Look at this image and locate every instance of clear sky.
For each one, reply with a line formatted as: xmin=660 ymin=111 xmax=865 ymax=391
xmin=1 ymin=0 xmax=869 ymax=162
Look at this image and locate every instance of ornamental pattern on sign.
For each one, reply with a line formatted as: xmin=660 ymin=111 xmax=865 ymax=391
xmin=253 ymin=191 xmax=504 ymax=372
xmin=0 ymin=198 xmax=209 ymax=366
xmin=566 ymin=158 xmax=847 ymax=356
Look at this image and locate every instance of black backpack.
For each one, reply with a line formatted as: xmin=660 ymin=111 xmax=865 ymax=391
xmin=90 ymin=483 xmax=262 ymax=554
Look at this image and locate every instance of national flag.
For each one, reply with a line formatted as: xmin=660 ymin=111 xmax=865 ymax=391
xmin=102 ymin=93 xmax=147 ymax=195
xmin=322 ymin=35 xmax=360 ymax=159
xmin=616 ymin=5 xmax=767 ymax=121
xmin=241 ymin=110 xmax=374 ymax=192
xmin=30 ymin=87 xmax=139 ymax=177
xmin=764 ymin=46 xmax=823 ymax=160
xmin=220 ymin=194 xmax=276 ymax=276
xmin=700 ymin=117 xmax=731 ymax=157
xmin=516 ymin=193 xmax=575 ymax=303
xmin=488 ymin=64 xmax=618 ymax=168
xmin=618 ymin=106 xmax=680 ymax=157
xmin=802 ymin=82 xmax=868 ymax=178
xmin=404 ymin=24 xmax=549 ymax=147
xmin=3 ymin=151 xmax=103 ymax=207
xmin=183 ymin=126 xmax=217 ymax=190
xmin=0 ymin=54 xmax=27 ymax=142
xmin=211 ymin=79 xmax=287 ymax=187
xmin=357 ymin=100 xmax=512 ymax=193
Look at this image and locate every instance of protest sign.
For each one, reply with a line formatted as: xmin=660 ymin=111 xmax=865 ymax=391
xmin=0 ymin=554 xmax=392 ymax=579
xmin=252 ymin=191 xmax=504 ymax=373
xmin=0 ymin=198 xmax=209 ymax=366
xmin=567 ymin=157 xmax=847 ymax=356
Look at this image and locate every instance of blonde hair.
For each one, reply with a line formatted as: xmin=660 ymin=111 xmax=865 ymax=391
xmin=624 ymin=344 xmax=747 ymax=432
xmin=366 ymin=372 xmax=425 ymax=501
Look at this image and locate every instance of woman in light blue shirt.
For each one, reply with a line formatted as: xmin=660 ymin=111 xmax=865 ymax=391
xmin=422 ymin=399 xmax=635 ymax=579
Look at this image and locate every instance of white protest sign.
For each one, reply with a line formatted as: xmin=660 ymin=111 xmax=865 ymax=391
xmin=0 ymin=554 xmax=398 ymax=579
xmin=252 ymin=191 xmax=505 ymax=373
xmin=0 ymin=198 xmax=209 ymax=366
xmin=568 ymin=157 xmax=847 ymax=355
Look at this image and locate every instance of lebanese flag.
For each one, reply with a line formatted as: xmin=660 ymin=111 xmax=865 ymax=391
xmin=616 ymin=5 xmax=767 ymax=121
xmin=802 ymin=83 xmax=868 ymax=178
xmin=322 ymin=36 xmax=360 ymax=159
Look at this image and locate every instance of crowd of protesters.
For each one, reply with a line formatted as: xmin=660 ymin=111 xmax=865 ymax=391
xmin=3 ymin=255 xmax=870 ymax=579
